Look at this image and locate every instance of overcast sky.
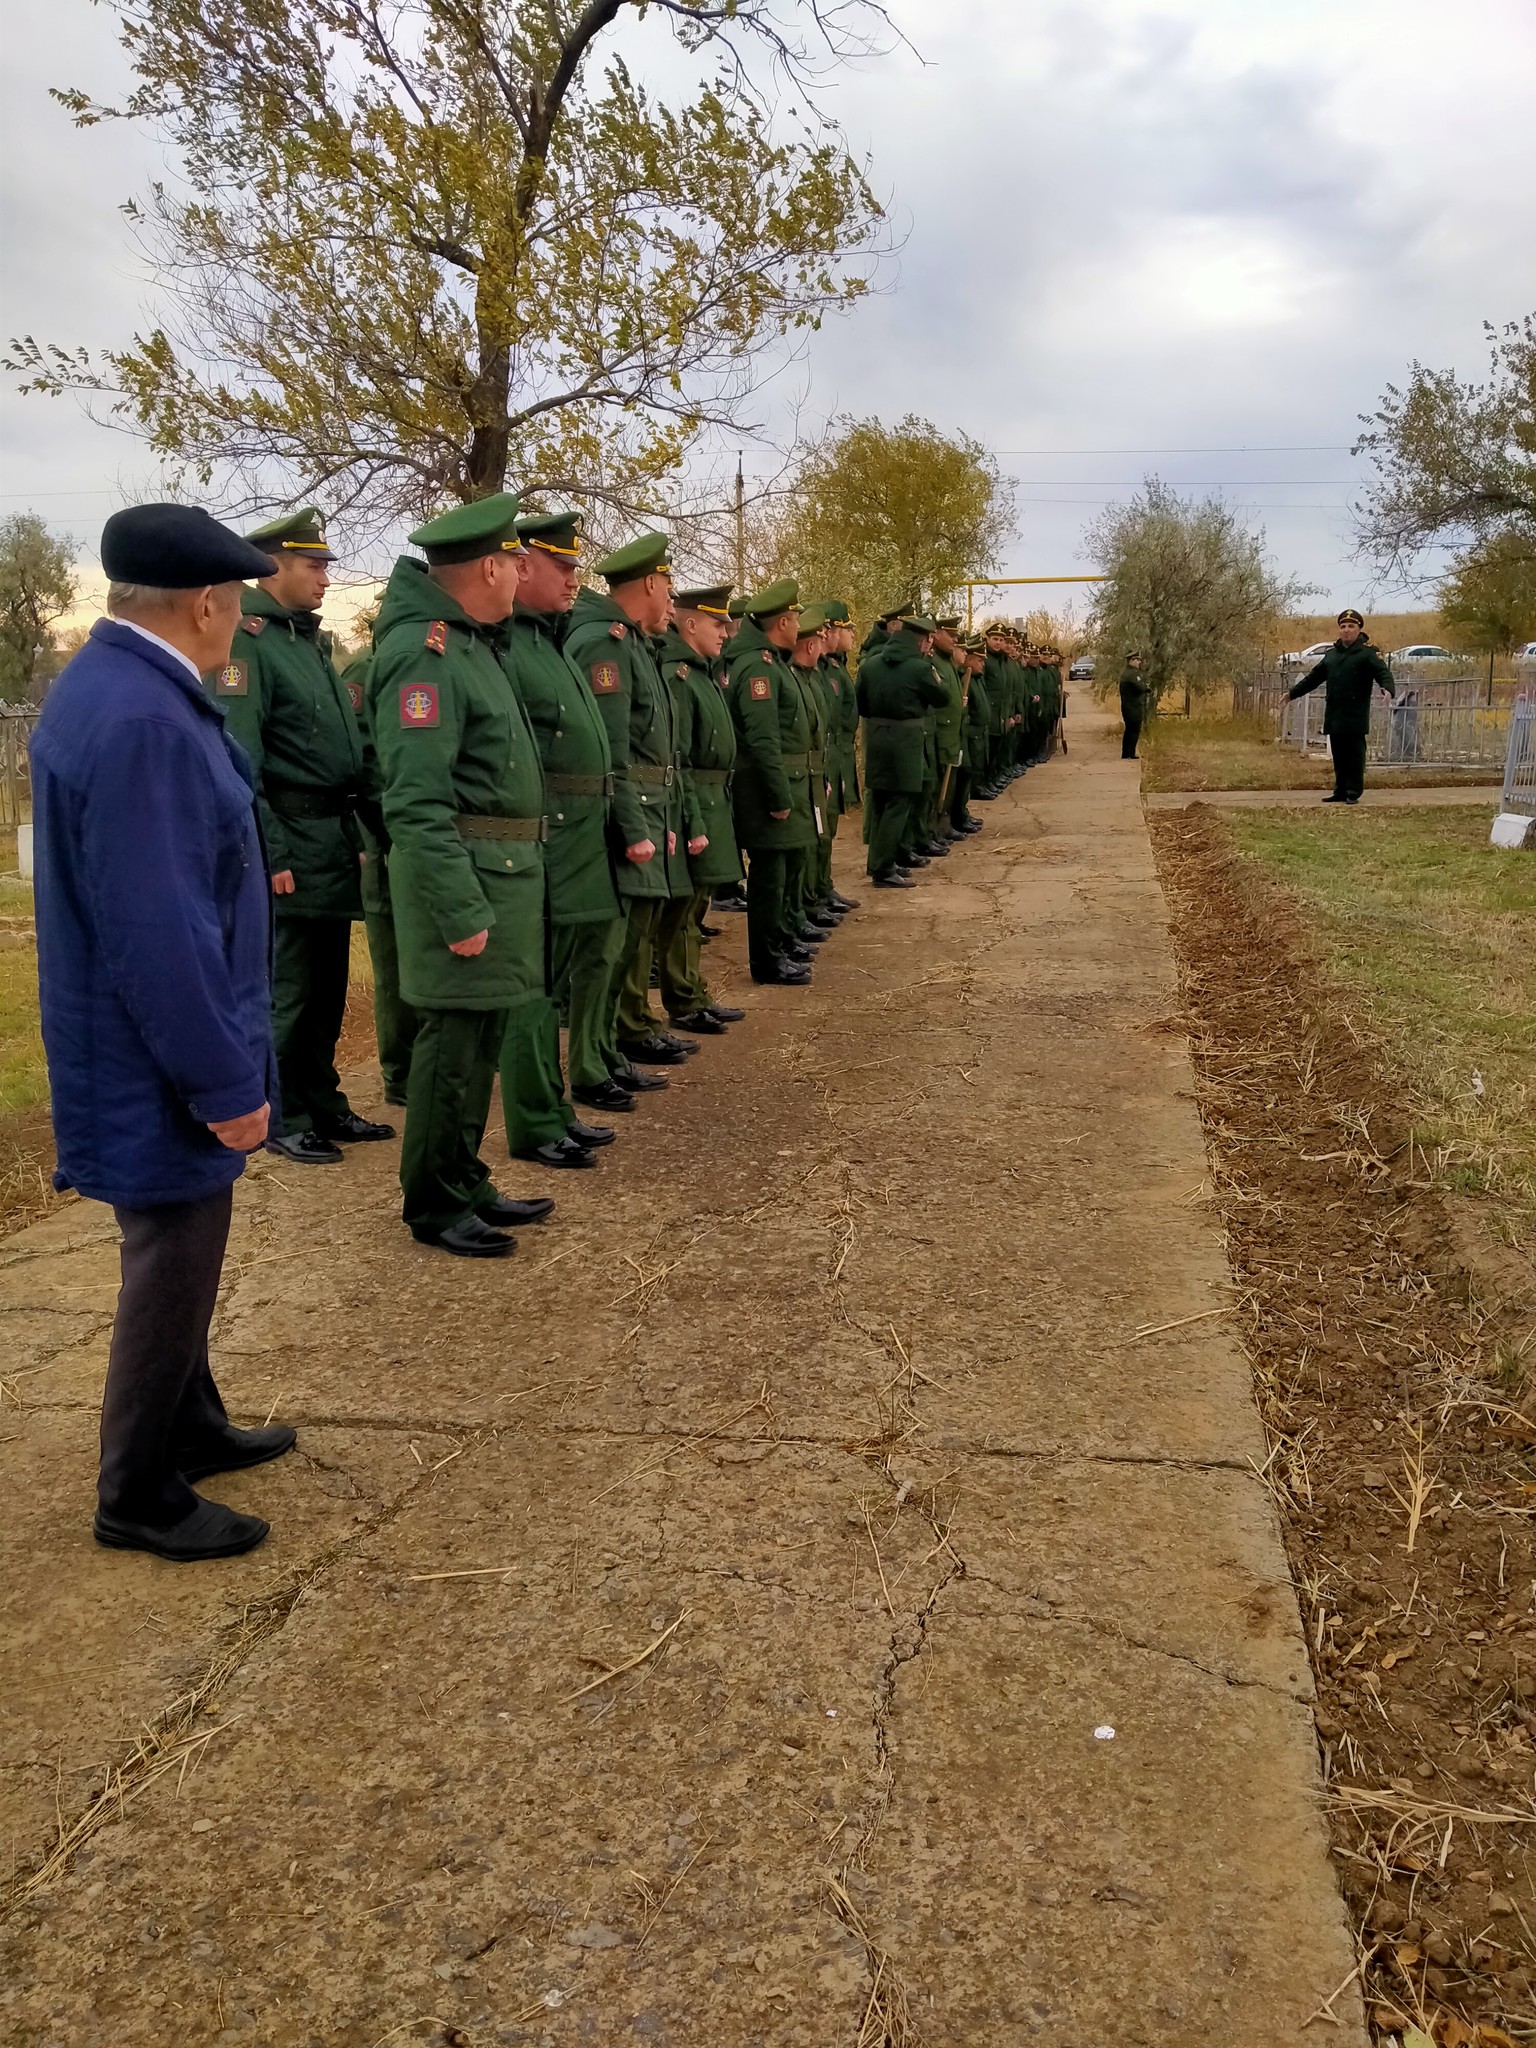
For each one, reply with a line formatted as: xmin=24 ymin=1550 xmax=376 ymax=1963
xmin=2 ymin=0 xmax=1533 ymax=621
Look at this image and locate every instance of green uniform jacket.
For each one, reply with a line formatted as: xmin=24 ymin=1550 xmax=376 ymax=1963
xmin=823 ymin=654 xmax=861 ymax=812
xmin=206 ymin=588 xmax=365 ymax=920
xmin=563 ymin=590 xmax=686 ymax=900
xmin=963 ymin=669 xmax=990 ymax=753
xmin=658 ymin=631 xmax=743 ymax=889
xmin=932 ymin=654 xmax=966 ymax=767
xmin=1119 ymin=670 xmax=1151 ymax=719
xmin=790 ymin=657 xmax=831 ymax=839
xmin=726 ymin=620 xmax=816 ymax=852
xmin=371 ymin=556 xmax=547 ymax=1012
xmin=504 ymin=606 xmax=620 ymax=927
xmin=1288 ymin=636 xmax=1395 ymax=736
xmin=983 ymin=651 xmax=1012 ymax=738
xmin=856 ymin=626 xmax=950 ymax=792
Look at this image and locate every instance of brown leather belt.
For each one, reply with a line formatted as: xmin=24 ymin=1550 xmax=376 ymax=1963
xmin=779 ymin=751 xmax=810 ymax=772
xmin=545 ymin=772 xmax=614 ymax=797
xmin=691 ymin=766 xmax=731 ymax=785
xmin=629 ymin=761 xmax=676 ymax=788
xmin=455 ymin=814 xmax=549 ymax=843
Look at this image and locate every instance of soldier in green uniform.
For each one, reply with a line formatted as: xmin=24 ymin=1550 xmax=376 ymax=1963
xmin=352 ymin=645 xmax=420 ymax=1111
xmin=927 ymin=617 xmax=967 ymax=846
xmin=497 ymin=511 xmax=626 ymax=1149
xmin=950 ymin=637 xmax=987 ymax=835
xmin=785 ymin=605 xmax=836 ymax=944
xmin=857 ymin=614 xmax=950 ymax=887
xmin=979 ymin=626 xmax=1012 ymax=797
xmin=726 ymin=579 xmax=817 ymax=985
xmin=655 ymin=584 xmax=748 ymax=1034
xmin=371 ymin=494 xmax=556 ymax=1257
xmin=564 ymin=533 xmax=694 ymax=1073
xmin=207 ymin=508 xmax=393 ymax=1165
xmin=818 ymin=601 xmax=862 ymax=914
xmin=1286 ymin=608 xmax=1395 ymax=802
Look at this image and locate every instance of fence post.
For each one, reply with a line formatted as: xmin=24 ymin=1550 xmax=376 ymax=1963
xmin=1491 ymin=692 xmax=1535 ymax=848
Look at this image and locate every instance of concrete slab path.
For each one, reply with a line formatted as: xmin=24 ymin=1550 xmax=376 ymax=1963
xmin=1 ymin=711 xmax=1364 ymax=2045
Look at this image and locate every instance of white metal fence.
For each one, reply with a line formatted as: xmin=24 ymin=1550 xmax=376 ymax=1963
xmin=1235 ymin=669 xmax=1516 ymax=771
xmin=1501 ymin=694 xmax=1536 ymax=818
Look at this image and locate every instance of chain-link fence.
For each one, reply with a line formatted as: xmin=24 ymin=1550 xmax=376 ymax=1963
xmin=0 ymin=707 xmax=38 ymax=831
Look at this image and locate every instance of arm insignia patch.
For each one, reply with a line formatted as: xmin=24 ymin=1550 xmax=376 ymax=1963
xmin=749 ymin=674 xmax=772 ymax=701
xmin=345 ymin=677 xmax=364 ymax=711
xmin=590 ymin=660 xmax=622 ymax=694
xmin=214 ymin=661 xmax=248 ymax=695
xmin=400 ymin=682 xmax=440 ymax=727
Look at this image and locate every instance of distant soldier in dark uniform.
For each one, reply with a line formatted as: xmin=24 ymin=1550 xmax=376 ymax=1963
xmin=952 ymin=637 xmax=987 ymax=834
xmin=785 ymin=603 xmax=836 ymax=943
xmin=726 ymin=579 xmax=817 ymax=984
xmin=927 ymin=617 xmax=967 ymax=847
xmin=1119 ymin=651 xmax=1151 ymax=759
xmin=207 ymin=509 xmax=394 ymax=1164
xmin=1286 ymin=608 xmax=1395 ymax=803
xmin=818 ymin=601 xmax=862 ymax=913
xmin=858 ymin=614 xmax=950 ymax=887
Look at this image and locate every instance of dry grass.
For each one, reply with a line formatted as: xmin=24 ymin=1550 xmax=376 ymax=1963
xmin=1138 ymin=714 xmax=1503 ymax=795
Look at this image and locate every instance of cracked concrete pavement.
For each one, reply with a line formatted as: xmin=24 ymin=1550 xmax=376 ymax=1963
xmin=0 ymin=707 xmax=1365 ymax=2045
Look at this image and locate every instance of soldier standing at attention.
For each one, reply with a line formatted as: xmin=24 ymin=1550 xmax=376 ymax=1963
xmin=496 ymin=510 xmax=622 ymax=1154
xmin=927 ymin=617 xmax=967 ymax=846
xmin=785 ymin=605 xmax=836 ymax=946
xmin=372 ymin=494 xmax=556 ymax=1258
xmin=979 ymin=625 xmax=1012 ymax=797
xmin=564 ymin=534 xmax=696 ymax=1073
xmin=208 ymin=509 xmax=393 ymax=1164
xmin=949 ymin=637 xmax=987 ymax=836
xmin=818 ymin=602 xmax=862 ymax=916
xmin=656 ymin=585 xmax=748 ymax=1035
xmin=1286 ymin=608 xmax=1395 ymax=803
xmin=858 ymin=614 xmax=949 ymax=888
xmin=1118 ymin=651 xmax=1151 ymax=759
xmin=726 ymin=580 xmax=817 ymax=985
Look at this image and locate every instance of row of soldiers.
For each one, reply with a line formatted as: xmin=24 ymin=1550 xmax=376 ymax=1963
xmin=211 ymin=495 xmax=1063 ymax=1257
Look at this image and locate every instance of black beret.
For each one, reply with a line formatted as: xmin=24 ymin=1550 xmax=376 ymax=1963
xmin=101 ymin=504 xmax=277 ymax=587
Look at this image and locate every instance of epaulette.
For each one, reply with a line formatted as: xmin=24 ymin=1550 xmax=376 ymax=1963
xmin=609 ymin=622 xmax=627 ymax=640
xmin=425 ymin=620 xmax=448 ymax=655
xmin=239 ymin=615 xmax=266 ymax=637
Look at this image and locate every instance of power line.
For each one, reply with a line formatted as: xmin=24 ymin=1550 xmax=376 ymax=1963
xmin=990 ymin=444 xmax=1354 ymax=455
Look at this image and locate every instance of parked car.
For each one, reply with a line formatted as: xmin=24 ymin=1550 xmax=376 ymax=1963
xmin=1514 ymin=642 xmax=1536 ymax=663
xmin=1278 ymin=642 xmax=1333 ymax=668
xmin=1388 ymin=644 xmax=1456 ymax=663
xmin=1068 ymin=655 xmax=1095 ymax=680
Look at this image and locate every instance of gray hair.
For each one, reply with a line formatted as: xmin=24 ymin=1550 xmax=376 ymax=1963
xmin=106 ymin=582 xmax=183 ymax=616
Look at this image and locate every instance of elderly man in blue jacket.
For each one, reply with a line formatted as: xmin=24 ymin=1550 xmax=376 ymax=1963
xmin=30 ymin=504 xmax=294 ymax=1561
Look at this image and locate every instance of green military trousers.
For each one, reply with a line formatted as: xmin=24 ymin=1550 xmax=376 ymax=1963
xmin=744 ymin=847 xmax=789 ymax=977
xmin=616 ymin=895 xmax=668 ymax=1043
xmin=272 ymin=916 xmax=354 ymax=1137
xmin=814 ymin=813 xmax=837 ymax=903
xmin=364 ymin=906 xmax=420 ymax=1107
xmin=400 ymin=1006 xmax=508 ymax=1238
xmin=948 ymin=763 xmax=973 ymax=831
xmin=552 ymin=916 xmax=626 ymax=1090
xmin=658 ymin=888 xmax=711 ymax=1017
xmin=498 ymin=997 xmax=578 ymax=1155
xmin=909 ymin=782 xmax=937 ymax=860
xmin=865 ymin=790 xmax=912 ymax=879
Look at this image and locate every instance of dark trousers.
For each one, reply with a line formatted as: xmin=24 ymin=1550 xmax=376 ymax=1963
xmin=744 ymin=847 xmax=789 ymax=975
xmin=866 ymin=789 xmax=912 ymax=878
xmin=364 ymin=906 xmax=420 ymax=1107
xmin=552 ymin=915 xmax=626 ymax=1089
xmin=1330 ymin=732 xmax=1367 ymax=799
xmin=948 ymin=764 xmax=973 ymax=829
xmin=498 ymin=997 xmax=573 ymax=1154
xmin=1122 ymin=716 xmax=1142 ymax=760
xmin=99 ymin=1186 xmax=234 ymax=1524
xmin=399 ymin=1006 xmax=508 ymax=1237
xmin=272 ymin=916 xmax=353 ymax=1135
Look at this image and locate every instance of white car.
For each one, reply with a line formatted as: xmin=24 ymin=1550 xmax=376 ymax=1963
xmin=1514 ymin=642 xmax=1536 ymax=663
xmin=1388 ymin=644 xmax=1456 ymax=663
xmin=1278 ymin=642 xmax=1333 ymax=668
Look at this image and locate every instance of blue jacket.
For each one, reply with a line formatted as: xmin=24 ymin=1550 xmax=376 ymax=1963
xmin=30 ymin=620 xmax=276 ymax=1208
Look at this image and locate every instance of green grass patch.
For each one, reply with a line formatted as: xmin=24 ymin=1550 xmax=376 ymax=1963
xmin=1138 ymin=713 xmax=1504 ymax=794
xmin=1226 ymin=808 xmax=1536 ymax=1227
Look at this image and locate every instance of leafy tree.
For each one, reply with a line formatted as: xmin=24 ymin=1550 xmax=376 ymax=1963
xmin=768 ymin=414 xmax=1014 ymax=625
xmin=0 ymin=513 xmax=78 ymax=703
xmin=1085 ymin=479 xmax=1311 ymax=715
xmin=1354 ymin=316 xmax=1536 ymax=572
xmin=7 ymin=1 xmax=894 ymax=541
xmin=1438 ymin=531 xmax=1536 ymax=661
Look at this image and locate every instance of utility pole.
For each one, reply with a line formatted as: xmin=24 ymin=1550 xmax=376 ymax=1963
xmin=734 ymin=453 xmax=745 ymax=591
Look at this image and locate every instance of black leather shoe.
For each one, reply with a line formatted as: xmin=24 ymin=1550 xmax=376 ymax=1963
xmin=94 ymin=1498 xmax=271 ymax=1561
xmin=828 ymin=891 xmax=860 ymax=912
xmin=656 ymin=1030 xmax=699 ymax=1056
xmin=566 ymin=1118 xmax=616 ymax=1147
xmin=873 ymin=873 xmax=916 ymax=889
xmin=699 ymin=922 xmax=724 ymax=938
xmin=782 ymin=941 xmax=814 ymax=962
xmin=794 ymin=926 xmax=828 ymax=946
xmin=751 ymin=962 xmax=812 ymax=985
xmin=514 ymin=1137 xmax=597 ymax=1169
xmin=573 ymin=1080 xmax=637 ymax=1113
xmin=1343 ymin=794 xmax=1361 ymax=804
xmin=958 ymin=818 xmax=983 ymax=835
xmin=478 ymin=1192 xmax=556 ymax=1226
xmin=266 ymin=1130 xmax=344 ymax=1165
xmin=177 ymin=1423 xmax=297 ymax=1483
xmin=611 ymin=1064 xmax=669 ymax=1093
xmin=712 ymin=896 xmax=748 ymax=913
xmin=618 ymin=1034 xmax=689 ymax=1066
xmin=670 ymin=1010 xmax=727 ymax=1035
xmin=424 ymin=1216 xmax=517 ymax=1257
xmin=706 ymin=1004 xmax=745 ymax=1023
xmin=807 ymin=909 xmax=839 ymax=929
xmin=925 ymin=840 xmax=951 ymax=857
xmin=318 ymin=1111 xmax=396 ymax=1143
xmin=904 ymin=852 xmax=930 ymax=869
xmin=1322 ymin=793 xmax=1347 ymax=803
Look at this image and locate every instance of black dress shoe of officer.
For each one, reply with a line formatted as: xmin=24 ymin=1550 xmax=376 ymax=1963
xmin=1321 ymin=792 xmax=1347 ymax=803
xmin=807 ymin=909 xmax=840 ymax=929
xmin=611 ymin=1064 xmax=669 ymax=1093
xmin=573 ymin=1080 xmax=637 ymax=1113
xmin=706 ymin=1003 xmax=746 ymax=1023
xmin=94 ymin=1498 xmax=271 ymax=1561
xmin=795 ymin=925 xmax=828 ymax=945
xmin=699 ymin=921 xmax=724 ymax=938
xmin=427 ymin=1216 xmax=518 ymax=1257
xmin=566 ymin=1118 xmax=616 ymax=1147
xmin=958 ymin=818 xmax=984 ymax=834
xmin=828 ymin=891 xmax=861 ymax=912
xmin=515 ymin=1137 xmax=597 ymax=1169
xmin=656 ymin=1030 xmax=700 ymax=1056
xmin=670 ymin=1010 xmax=728 ymax=1035
xmin=266 ymin=1129 xmax=344 ymax=1165
xmin=873 ymin=872 xmax=917 ymax=888
xmin=925 ymin=840 xmax=951 ymax=857
xmin=751 ymin=961 xmax=812 ymax=985
xmin=318 ymin=1110 xmax=396 ymax=1143
xmin=479 ymin=1193 xmax=556 ymax=1226
xmin=782 ymin=941 xmax=815 ymax=962
xmin=619 ymin=1034 xmax=689 ymax=1066
xmin=177 ymin=1423 xmax=297 ymax=1483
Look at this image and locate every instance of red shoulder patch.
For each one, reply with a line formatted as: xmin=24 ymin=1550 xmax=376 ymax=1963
xmin=589 ymin=660 xmax=622 ymax=694
xmin=239 ymin=616 xmax=265 ymax=637
xmin=609 ymin=622 xmax=627 ymax=640
xmin=344 ymin=677 xmax=364 ymax=712
xmin=749 ymin=674 xmax=772 ymax=701
xmin=214 ymin=660 xmax=248 ymax=696
xmin=424 ymin=620 xmax=448 ymax=655
xmin=400 ymin=682 xmax=439 ymax=727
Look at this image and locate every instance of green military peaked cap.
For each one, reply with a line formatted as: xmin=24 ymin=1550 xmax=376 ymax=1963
xmin=409 ymin=492 xmax=522 ymax=566
xmin=935 ymin=615 xmax=962 ymax=631
xmin=594 ymin=531 xmax=671 ymax=584
xmin=246 ymin=506 xmax=336 ymax=563
xmin=877 ymin=601 xmax=916 ymax=624
xmin=516 ymin=510 xmax=584 ymax=558
xmin=726 ymin=595 xmax=747 ymax=619
xmin=673 ymin=584 xmax=734 ymax=616
xmin=818 ymin=598 xmax=851 ymax=624
xmin=742 ymin=577 xmax=799 ymax=618
xmin=795 ymin=603 xmax=829 ymax=636
xmin=901 ymin=615 xmax=938 ymax=635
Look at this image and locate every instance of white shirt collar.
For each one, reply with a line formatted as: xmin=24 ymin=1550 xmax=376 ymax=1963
xmin=115 ymin=617 xmax=205 ymax=687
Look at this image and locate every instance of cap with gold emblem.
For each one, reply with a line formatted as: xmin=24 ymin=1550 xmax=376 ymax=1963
xmin=408 ymin=492 xmax=523 ymax=566
xmin=901 ymin=615 xmax=938 ymax=635
xmin=594 ymin=531 xmax=671 ymax=584
xmin=516 ymin=510 xmax=583 ymax=558
xmin=742 ymin=577 xmax=799 ymax=619
xmin=934 ymin=614 xmax=962 ymax=632
xmin=1336 ymin=608 xmax=1364 ymax=627
xmin=812 ymin=597 xmax=851 ymax=625
xmin=796 ymin=602 xmax=830 ymax=637
xmin=673 ymin=583 xmax=734 ymax=616
xmin=246 ymin=506 xmax=336 ymax=564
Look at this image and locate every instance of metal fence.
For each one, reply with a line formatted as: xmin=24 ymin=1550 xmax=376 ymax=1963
xmin=1233 ymin=668 xmax=1516 ymax=770
xmin=1501 ymin=694 xmax=1536 ymax=818
xmin=0 ymin=707 xmax=37 ymax=831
